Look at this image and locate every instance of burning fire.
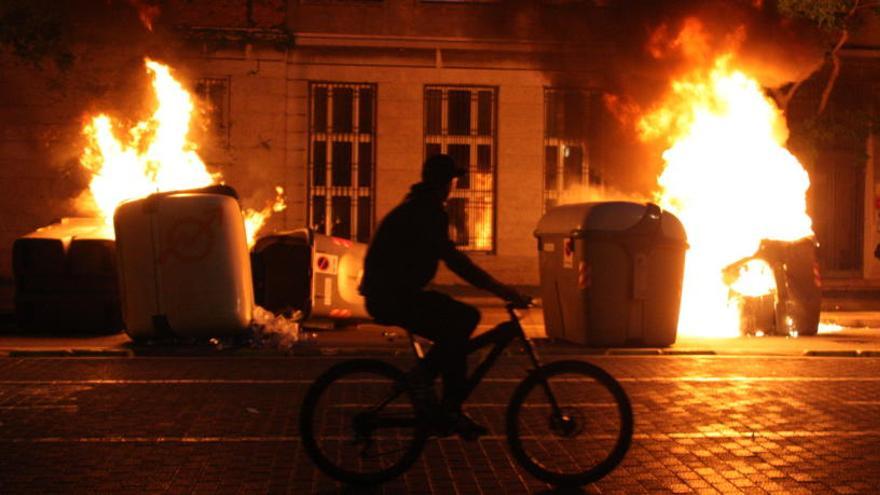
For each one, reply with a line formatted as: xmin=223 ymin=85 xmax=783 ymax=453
xmin=80 ymin=58 xmax=283 ymax=247
xmin=244 ymin=186 xmax=287 ymax=244
xmin=81 ymin=60 xmax=216 ymax=218
xmin=728 ymin=259 xmax=776 ymax=298
xmin=640 ymin=56 xmax=814 ymax=337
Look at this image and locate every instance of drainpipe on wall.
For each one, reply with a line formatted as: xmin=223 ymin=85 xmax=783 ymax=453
xmin=867 ymin=127 xmax=878 ymax=279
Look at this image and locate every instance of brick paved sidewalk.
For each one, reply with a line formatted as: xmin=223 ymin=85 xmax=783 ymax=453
xmin=0 ymin=357 xmax=879 ymax=493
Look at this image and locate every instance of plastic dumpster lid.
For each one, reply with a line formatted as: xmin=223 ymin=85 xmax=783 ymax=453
xmin=252 ymin=228 xmax=312 ymax=252
xmin=23 ymin=217 xmax=114 ymax=242
xmin=534 ymin=201 xmax=686 ymax=240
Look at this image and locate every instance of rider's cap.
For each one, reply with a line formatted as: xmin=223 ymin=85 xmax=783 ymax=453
xmin=422 ymin=153 xmax=466 ymax=185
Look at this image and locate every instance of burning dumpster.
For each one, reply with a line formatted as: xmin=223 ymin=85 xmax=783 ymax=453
xmin=535 ymin=202 xmax=688 ymax=347
xmin=251 ymin=228 xmax=369 ymax=326
xmin=13 ymin=218 xmax=122 ymax=333
xmin=113 ymin=186 xmax=254 ymax=340
xmin=725 ymin=237 xmax=821 ymax=337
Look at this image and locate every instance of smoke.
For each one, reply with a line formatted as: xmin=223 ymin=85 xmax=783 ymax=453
xmin=542 ymin=0 xmax=828 ymax=198
xmin=601 ymin=0 xmax=826 ymax=104
xmin=556 ymin=184 xmax=652 ymax=207
xmin=125 ymin=0 xmax=161 ymax=31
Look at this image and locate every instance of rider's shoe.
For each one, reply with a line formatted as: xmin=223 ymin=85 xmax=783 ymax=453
xmin=433 ymin=411 xmax=488 ymax=441
xmin=451 ymin=411 xmax=489 ymax=441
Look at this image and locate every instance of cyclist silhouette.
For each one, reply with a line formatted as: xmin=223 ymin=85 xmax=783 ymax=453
xmin=359 ymin=153 xmax=529 ymax=439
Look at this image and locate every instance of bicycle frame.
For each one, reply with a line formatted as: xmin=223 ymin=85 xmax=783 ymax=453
xmin=411 ymin=305 xmax=565 ymax=417
xmin=457 ymin=305 xmax=546 ymax=401
xmin=364 ymin=305 xmax=563 ymax=431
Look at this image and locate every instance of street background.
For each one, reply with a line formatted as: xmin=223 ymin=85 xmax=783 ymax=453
xmin=2 ymin=282 xmax=880 ymax=493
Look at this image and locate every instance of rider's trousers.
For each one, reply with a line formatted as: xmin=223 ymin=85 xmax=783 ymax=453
xmin=364 ymin=290 xmax=480 ymax=411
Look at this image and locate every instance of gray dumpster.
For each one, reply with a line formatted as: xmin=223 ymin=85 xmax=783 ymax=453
xmin=760 ymin=237 xmax=821 ymax=337
xmin=534 ymin=202 xmax=687 ymax=347
xmin=251 ymin=228 xmax=369 ymax=326
xmin=729 ymin=237 xmax=821 ymax=337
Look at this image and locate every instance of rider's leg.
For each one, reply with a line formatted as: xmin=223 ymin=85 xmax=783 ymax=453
xmin=401 ymin=291 xmax=480 ymax=413
xmin=365 ymin=291 xmax=486 ymax=438
xmin=431 ymin=310 xmax=479 ymax=412
xmin=403 ymin=292 xmax=487 ymax=440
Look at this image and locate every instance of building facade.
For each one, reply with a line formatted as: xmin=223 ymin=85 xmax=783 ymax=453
xmin=1 ymin=0 xmax=879 ymax=289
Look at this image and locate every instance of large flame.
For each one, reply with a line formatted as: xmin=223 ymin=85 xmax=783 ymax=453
xmin=640 ymin=56 xmax=814 ymax=337
xmin=81 ymin=59 xmax=215 ymax=218
xmin=80 ymin=59 xmax=283 ymax=247
xmin=728 ymin=259 xmax=776 ymax=298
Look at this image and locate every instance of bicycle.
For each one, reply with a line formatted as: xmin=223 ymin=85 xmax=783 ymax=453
xmin=299 ymin=301 xmax=634 ymax=487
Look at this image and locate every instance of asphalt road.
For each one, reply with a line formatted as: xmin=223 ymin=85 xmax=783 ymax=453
xmin=0 ymin=355 xmax=878 ymax=494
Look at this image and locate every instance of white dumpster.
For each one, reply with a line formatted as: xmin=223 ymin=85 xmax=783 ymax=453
xmin=114 ymin=187 xmax=254 ymax=340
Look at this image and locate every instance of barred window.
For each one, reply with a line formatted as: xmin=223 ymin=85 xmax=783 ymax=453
xmin=425 ymin=85 xmax=496 ymax=252
xmin=195 ymin=77 xmax=230 ymax=147
xmin=543 ymin=88 xmax=593 ymax=212
xmin=309 ymin=82 xmax=376 ymax=242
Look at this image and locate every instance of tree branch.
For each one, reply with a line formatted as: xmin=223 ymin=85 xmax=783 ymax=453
xmin=818 ymin=27 xmax=850 ymax=114
xmin=778 ymin=79 xmax=804 ymax=113
xmin=853 ymin=0 xmax=880 ymax=10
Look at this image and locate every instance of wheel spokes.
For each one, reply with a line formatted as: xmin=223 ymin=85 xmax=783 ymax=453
xmin=508 ymin=363 xmax=632 ymax=483
xmin=305 ymin=367 xmax=425 ymax=478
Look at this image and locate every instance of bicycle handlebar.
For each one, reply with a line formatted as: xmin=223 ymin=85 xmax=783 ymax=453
xmin=506 ymin=296 xmax=534 ymax=312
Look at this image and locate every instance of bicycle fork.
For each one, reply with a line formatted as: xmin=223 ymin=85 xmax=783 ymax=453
xmin=520 ymin=328 xmax=569 ymax=425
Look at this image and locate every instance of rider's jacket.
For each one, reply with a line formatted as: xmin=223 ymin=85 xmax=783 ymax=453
xmin=359 ymin=182 xmax=497 ymax=299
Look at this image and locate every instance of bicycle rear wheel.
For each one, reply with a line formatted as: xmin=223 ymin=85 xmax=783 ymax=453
xmin=299 ymin=359 xmax=429 ymax=485
xmin=506 ymin=360 xmax=633 ymax=486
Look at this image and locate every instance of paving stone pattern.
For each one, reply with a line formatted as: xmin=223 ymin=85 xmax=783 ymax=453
xmin=0 ymin=356 xmax=878 ymax=493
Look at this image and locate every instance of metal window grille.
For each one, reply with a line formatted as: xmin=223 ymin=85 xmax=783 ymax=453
xmin=195 ymin=77 xmax=231 ymax=147
xmin=308 ymin=82 xmax=376 ymax=242
xmin=543 ymin=88 xmax=592 ymax=212
xmin=424 ymin=85 xmax=496 ymax=252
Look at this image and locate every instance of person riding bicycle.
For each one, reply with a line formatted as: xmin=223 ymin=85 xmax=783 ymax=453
xmin=359 ymin=153 xmax=530 ymax=440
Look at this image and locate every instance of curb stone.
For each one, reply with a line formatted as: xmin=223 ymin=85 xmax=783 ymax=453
xmin=71 ymin=349 xmax=134 ymax=357
xmin=803 ymin=350 xmax=861 ymax=357
xmin=7 ymin=349 xmax=134 ymax=358
xmin=661 ymin=349 xmax=718 ymax=356
xmin=7 ymin=350 xmax=75 ymax=357
xmin=1 ymin=345 xmax=879 ymax=358
xmin=607 ymin=349 xmax=663 ymax=356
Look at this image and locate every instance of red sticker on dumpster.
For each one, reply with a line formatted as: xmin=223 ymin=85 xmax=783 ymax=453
xmin=314 ymin=253 xmax=339 ymax=274
xmin=563 ymin=238 xmax=574 ymax=268
xmin=317 ymin=256 xmax=329 ymax=271
xmin=578 ymin=261 xmax=590 ymax=289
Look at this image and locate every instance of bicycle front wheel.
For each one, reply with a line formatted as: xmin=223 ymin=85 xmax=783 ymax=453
xmin=506 ymin=360 xmax=633 ymax=486
xmin=299 ymin=359 xmax=429 ymax=485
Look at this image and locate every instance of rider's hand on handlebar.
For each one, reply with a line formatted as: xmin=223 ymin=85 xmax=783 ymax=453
xmin=497 ymin=285 xmax=532 ymax=309
xmin=509 ymin=293 xmax=533 ymax=309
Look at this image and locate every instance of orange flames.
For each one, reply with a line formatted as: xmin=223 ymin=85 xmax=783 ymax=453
xmin=640 ymin=55 xmax=814 ymax=338
xmin=80 ymin=59 xmax=284 ymax=247
xmin=244 ymin=186 xmax=287 ymax=245
xmin=727 ymin=259 xmax=776 ymax=298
